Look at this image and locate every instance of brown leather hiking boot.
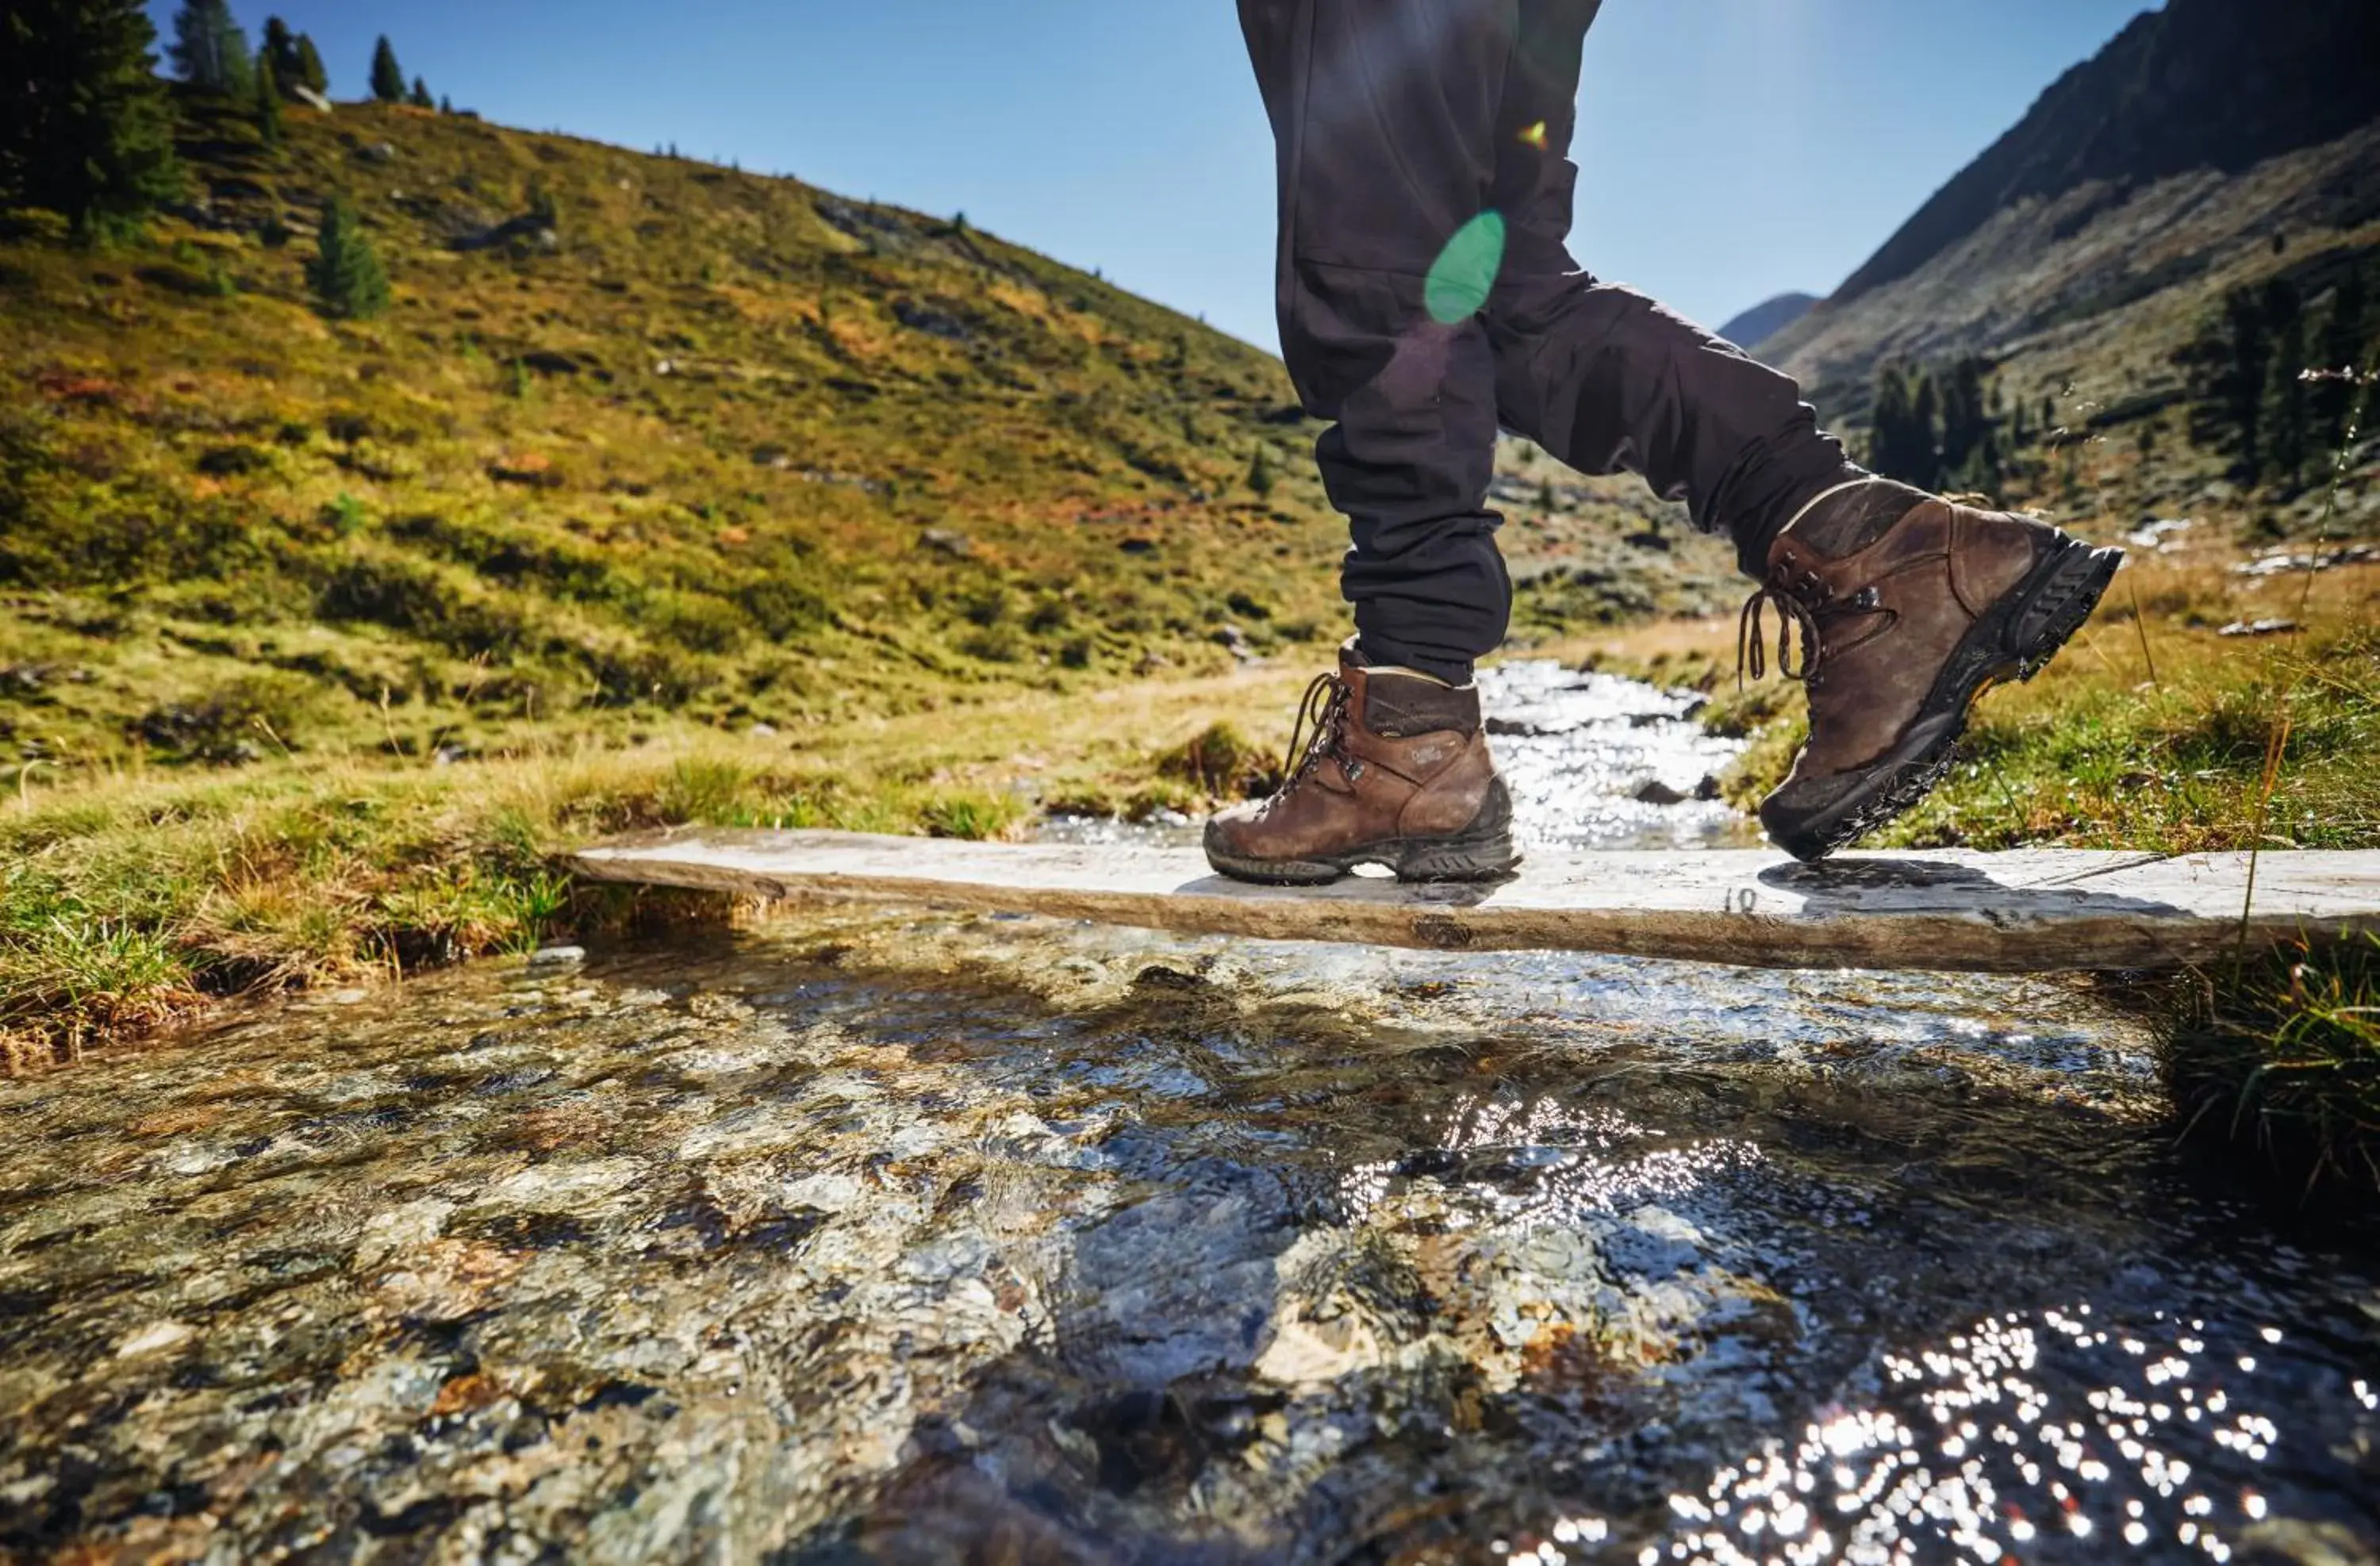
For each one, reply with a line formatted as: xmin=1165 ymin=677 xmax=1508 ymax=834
xmin=1741 ymin=479 xmax=2124 ymax=862
xmin=1203 ymin=643 xmax=1520 ymax=885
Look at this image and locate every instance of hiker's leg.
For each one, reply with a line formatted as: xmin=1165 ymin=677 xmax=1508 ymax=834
xmin=1238 ymin=0 xmax=1514 ymax=684
xmin=1486 ymin=1 xmax=1857 ymax=576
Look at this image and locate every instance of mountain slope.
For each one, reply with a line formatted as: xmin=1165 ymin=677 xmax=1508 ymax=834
xmin=1716 ymin=293 xmax=1816 ymax=353
xmin=0 ymin=93 xmax=1365 ymax=766
xmin=0 ymin=90 xmax=1727 ymax=773
xmin=1829 ymin=0 xmax=2380 ymax=307
xmin=1760 ymin=0 xmax=2380 ymax=537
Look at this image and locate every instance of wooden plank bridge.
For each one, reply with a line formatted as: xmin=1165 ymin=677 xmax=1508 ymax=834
xmin=568 ymin=830 xmax=2380 ymax=974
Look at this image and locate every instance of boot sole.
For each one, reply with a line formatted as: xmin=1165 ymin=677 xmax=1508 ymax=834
xmin=1203 ymin=830 xmax=1523 ymax=887
xmin=1761 ymin=535 xmax=2125 ymax=865
xmin=1204 ymin=783 xmax=1522 ymax=886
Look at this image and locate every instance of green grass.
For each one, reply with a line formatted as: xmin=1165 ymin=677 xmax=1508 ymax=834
xmin=1699 ymin=550 xmax=2380 ymax=1196
xmin=2169 ymin=935 xmax=2380 ymax=1198
xmin=0 ymin=731 xmax=1046 ymax=1065
xmin=0 ymin=90 xmax=1357 ymax=772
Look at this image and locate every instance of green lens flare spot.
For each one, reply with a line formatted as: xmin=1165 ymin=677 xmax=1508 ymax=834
xmin=1424 ymin=211 xmax=1507 ymax=324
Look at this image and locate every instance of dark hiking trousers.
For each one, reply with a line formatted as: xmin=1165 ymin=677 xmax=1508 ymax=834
xmin=1239 ymin=0 xmax=1855 ymax=682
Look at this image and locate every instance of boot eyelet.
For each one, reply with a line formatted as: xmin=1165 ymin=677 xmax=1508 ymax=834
xmin=1852 ymin=586 xmax=1881 ymax=610
xmin=1342 ymin=759 xmax=1366 ymax=783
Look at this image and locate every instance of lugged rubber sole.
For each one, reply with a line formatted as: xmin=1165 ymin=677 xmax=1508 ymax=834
xmin=1204 ymin=781 xmax=1522 ymax=886
xmin=1761 ymin=537 xmax=2126 ymax=864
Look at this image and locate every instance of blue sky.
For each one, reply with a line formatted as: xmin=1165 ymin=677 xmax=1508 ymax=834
xmin=154 ymin=0 xmax=2152 ymax=347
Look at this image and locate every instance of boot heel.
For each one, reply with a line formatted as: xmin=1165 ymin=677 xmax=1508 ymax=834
xmin=2009 ymin=541 xmax=2125 ymax=680
xmin=1395 ymin=780 xmax=1521 ymax=883
xmin=1396 ymin=835 xmax=1522 ymax=883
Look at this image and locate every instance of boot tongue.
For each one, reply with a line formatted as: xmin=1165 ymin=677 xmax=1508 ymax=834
xmin=1356 ymin=666 xmax=1482 ymax=739
xmin=1787 ymin=476 xmax=1933 ymax=560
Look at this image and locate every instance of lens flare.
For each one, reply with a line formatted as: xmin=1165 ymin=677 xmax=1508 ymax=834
xmin=1426 ymin=209 xmax=1507 ymax=324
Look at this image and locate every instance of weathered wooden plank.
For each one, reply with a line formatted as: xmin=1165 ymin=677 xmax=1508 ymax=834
xmin=569 ymin=830 xmax=2380 ymax=973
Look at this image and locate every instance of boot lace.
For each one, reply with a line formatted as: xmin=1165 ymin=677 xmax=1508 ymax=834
xmin=1277 ymin=672 xmax=1352 ymax=787
xmin=1737 ymin=566 xmax=1844 ymax=689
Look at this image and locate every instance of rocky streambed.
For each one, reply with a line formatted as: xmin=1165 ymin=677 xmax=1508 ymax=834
xmin=2 ymin=666 xmax=2375 ymax=1564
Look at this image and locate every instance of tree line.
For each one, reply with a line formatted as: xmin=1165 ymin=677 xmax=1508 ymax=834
xmin=0 ymin=3 xmax=456 ymax=317
xmin=2 ymin=2 xmax=442 ymax=240
xmin=2174 ymin=260 xmax=2372 ymax=494
xmin=1863 ymin=356 xmax=2017 ymax=497
xmin=1860 ymin=252 xmax=2374 ymax=501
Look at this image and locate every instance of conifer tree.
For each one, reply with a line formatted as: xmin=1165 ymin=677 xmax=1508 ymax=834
xmin=309 ymin=198 xmax=390 ymax=320
xmin=0 ymin=0 xmax=184 ymax=240
xmin=408 ymin=75 xmax=433 ymax=109
xmin=1867 ymin=365 xmax=1917 ymax=482
xmin=261 ymin=16 xmax=298 ymax=90
xmin=170 ymin=0 xmax=252 ymax=95
xmin=2314 ymin=262 xmax=2370 ymax=449
xmin=252 ymin=48 xmax=282 ymax=147
xmin=2178 ymin=286 xmax=2271 ymax=478
xmin=370 ymin=36 xmax=405 ymax=103
xmin=1939 ymin=356 xmax=1990 ymax=475
xmin=1910 ymin=371 xmax=1944 ymax=488
xmin=1247 ymin=445 xmax=1276 ymax=498
xmin=2261 ymin=278 xmax=2309 ymax=492
xmin=294 ymin=32 xmax=327 ymax=96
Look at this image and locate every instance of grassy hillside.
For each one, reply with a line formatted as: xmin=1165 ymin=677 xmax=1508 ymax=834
xmin=0 ymin=90 xmax=1371 ymax=772
xmin=1764 ymin=0 xmax=2380 ymax=540
xmin=0 ymin=91 xmax=1726 ymax=781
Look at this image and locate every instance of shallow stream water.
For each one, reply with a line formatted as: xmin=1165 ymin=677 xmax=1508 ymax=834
xmin=2 ymin=666 xmax=2375 ymax=1564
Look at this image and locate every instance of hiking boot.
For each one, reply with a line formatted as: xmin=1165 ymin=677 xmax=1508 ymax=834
xmin=1741 ymin=478 xmax=2124 ymax=862
xmin=1203 ymin=643 xmax=1521 ymax=885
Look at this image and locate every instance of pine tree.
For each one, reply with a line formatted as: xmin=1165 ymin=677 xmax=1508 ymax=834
xmin=2177 ymin=286 xmax=2271 ymax=479
xmin=309 ymin=199 xmax=390 ymax=320
xmin=1910 ymin=371 xmax=1944 ymax=489
xmin=261 ymin=17 xmax=298 ymax=90
xmin=439 ymin=94 xmax=452 ymax=114
xmin=170 ymin=0 xmax=252 ymax=95
xmin=252 ymin=47 xmax=282 ymax=147
xmin=1247 ymin=445 xmax=1276 ymax=498
xmin=294 ymin=33 xmax=327 ymax=96
xmin=1868 ymin=365 xmax=1919 ymax=483
xmin=2261 ymin=278 xmax=2309 ymax=493
xmin=0 ymin=0 xmax=184 ymax=240
xmin=1939 ymin=356 xmax=1990 ymax=475
xmin=370 ymin=36 xmax=405 ymax=104
xmin=408 ymin=75 xmax=433 ymax=109
xmin=2314 ymin=262 xmax=2370 ymax=449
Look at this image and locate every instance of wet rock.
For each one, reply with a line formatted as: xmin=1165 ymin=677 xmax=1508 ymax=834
xmin=1130 ymin=965 xmax=1207 ymax=993
xmin=528 ymin=946 xmax=588 ymax=967
xmin=1631 ymin=778 xmax=1689 ymax=806
xmin=114 ymin=1320 xmax=194 ymax=1358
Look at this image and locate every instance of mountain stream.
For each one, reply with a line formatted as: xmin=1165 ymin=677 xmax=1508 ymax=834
xmin=2 ymin=665 xmax=2374 ymax=1564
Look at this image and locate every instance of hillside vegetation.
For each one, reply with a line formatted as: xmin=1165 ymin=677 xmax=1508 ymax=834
xmin=1768 ymin=0 xmax=2380 ymax=538
xmin=0 ymin=91 xmax=1374 ymax=771
xmin=0 ymin=90 xmax=1731 ymax=779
